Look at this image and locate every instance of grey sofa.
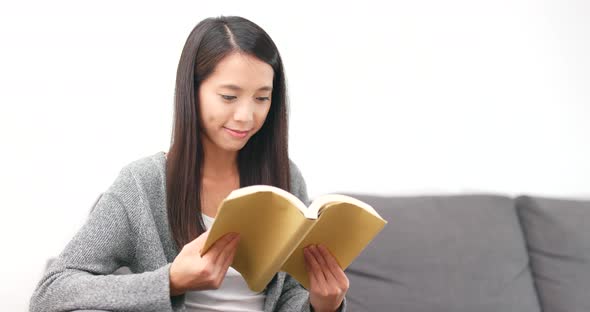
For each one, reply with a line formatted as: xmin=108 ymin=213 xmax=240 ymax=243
xmin=343 ymin=194 xmax=590 ymax=312
xmin=41 ymin=193 xmax=590 ymax=311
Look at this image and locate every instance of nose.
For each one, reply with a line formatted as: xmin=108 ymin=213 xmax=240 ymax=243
xmin=233 ymin=101 xmax=254 ymax=123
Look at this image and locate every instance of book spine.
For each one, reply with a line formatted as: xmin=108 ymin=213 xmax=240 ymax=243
xmin=274 ymin=219 xmax=316 ymax=271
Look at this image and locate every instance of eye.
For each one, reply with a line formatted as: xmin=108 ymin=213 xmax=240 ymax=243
xmin=256 ymin=97 xmax=270 ymax=102
xmin=220 ymin=94 xmax=237 ymax=101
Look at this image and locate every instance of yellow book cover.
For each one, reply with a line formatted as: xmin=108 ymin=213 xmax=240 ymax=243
xmin=200 ymin=185 xmax=388 ymax=292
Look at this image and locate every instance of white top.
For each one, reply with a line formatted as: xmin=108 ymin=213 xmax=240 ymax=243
xmin=184 ymin=213 xmax=266 ymax=311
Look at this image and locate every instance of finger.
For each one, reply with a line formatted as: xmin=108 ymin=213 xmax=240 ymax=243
xmin=215 ymin=233 xmax=240 ymax=265
xmin=219 ymin=234 xmax=240 ymax=269
xmin=187 ymin=229 xmax=210 ymax=250
xmin=304 ymin=246 xmax=328 ymax=291
xmin=204 ymin=232 xmax=238 ymax=262
xmin=309 ymin=245 xmax=338 ymax=286
xmin=304 ymin=248 xmax=321 ymax=291
xmin=208 ymin=235 xmax=240 ymax=285
xmin=317 ymin=244 xmax=349 ymax=287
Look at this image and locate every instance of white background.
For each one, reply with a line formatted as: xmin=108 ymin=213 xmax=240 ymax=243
xmin=1 ymin=0 xmax=589 ymax=310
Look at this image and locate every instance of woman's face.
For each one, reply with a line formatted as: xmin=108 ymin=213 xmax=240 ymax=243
xmin=198 ymin=52 xmax=274 ymax=153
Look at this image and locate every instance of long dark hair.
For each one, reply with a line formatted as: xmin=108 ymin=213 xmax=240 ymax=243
xmin=166 ymin=16 xmax=291 ymax=249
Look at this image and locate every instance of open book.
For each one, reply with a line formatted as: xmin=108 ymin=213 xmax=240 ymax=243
xmin=200 ymin=185 xmax=388 ymax=292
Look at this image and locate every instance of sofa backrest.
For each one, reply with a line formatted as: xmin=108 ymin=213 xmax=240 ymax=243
xmin=343 ymin=194 xmax=541 ymax=312
xmin=516 ymin=195 xmax=590 ymax=312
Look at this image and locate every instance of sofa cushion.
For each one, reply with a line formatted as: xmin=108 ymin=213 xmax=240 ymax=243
xmin=343 ymin=194 xmax=540 ymax=312
xmin=516 ymin=195 xmax=590 ymax=312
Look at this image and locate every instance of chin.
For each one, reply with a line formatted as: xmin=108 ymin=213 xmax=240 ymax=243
xmin=222 ymin=141 xmax=249 ymax=152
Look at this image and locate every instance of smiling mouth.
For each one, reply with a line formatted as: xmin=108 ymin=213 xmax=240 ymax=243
xmin=223 ymin=127 xmax=250 ymax=138
xmin=224 ymin=127 xmax=250 ymax=133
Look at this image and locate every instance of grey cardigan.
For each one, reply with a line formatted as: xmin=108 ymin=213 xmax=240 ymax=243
xmin=29 ymin=151 xmax=347 ymax=312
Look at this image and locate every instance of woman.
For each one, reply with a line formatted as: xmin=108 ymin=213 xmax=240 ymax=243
xmin=30 ymin=16 xmax=348 ymax=312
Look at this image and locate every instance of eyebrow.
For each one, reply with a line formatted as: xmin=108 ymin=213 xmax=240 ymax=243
xmin=219 ymin=84 xmax=273 ymax=92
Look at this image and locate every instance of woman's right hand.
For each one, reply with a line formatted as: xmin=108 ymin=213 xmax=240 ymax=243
xmin=169 ymin=230 xmax=241 ymax=296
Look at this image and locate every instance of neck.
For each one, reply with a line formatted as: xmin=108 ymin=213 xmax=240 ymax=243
xmin=202 ymin=136 xmax=239 ymax=180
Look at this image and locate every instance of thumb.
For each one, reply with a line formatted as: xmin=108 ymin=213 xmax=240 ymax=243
xmin=185 ymin=229 xmax=210 ymax=250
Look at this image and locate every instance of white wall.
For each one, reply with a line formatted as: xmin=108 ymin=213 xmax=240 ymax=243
xmin=1 ymin=0 xmax=588 ymax=310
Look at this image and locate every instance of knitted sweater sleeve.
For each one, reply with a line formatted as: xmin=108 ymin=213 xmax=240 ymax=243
xmin=29 ymin=167 xmax=177 ymax=312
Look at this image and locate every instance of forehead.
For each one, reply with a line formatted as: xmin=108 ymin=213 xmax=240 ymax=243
xmin=205 ymin=52 xmax=274 ymax=90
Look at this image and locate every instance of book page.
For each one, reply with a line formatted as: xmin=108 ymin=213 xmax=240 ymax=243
xmin=281 ymin=202 xmax=387 ymax=290
xmin=307 ymin=194 xmax=381 ymax=218
xmin=201 ymin=190 xmax=309 ymax=292
xmin=226 ymin=185 xmax=308 ymax=215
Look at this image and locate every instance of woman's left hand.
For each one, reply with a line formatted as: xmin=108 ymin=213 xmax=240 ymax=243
xmin=304 ymin=244 xmax=349 ymax=312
